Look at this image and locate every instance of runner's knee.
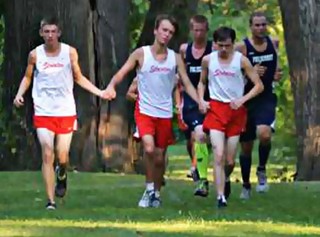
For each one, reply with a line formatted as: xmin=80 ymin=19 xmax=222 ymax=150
xmin=259 ymin=130 xmax=271 ymax=143
xmin=56 ymin=150 xmax=69 ymax=164
xmin=42 ymin=145 xmax=54 ymax=164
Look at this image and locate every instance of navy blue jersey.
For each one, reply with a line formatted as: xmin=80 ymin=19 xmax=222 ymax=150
xmin=244 ymin=36 xmax=277 ymax=95
xmin=182 ymin=41 xmax=212 ymax=112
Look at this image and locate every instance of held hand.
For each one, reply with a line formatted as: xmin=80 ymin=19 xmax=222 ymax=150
xmin=274 ymin=68 xmax=283 ymax=82
xmin=254 ymin=63 xmax=267 ymax=77
xmin=175 ymin=103 xmax=182 ymax=114
xmin=13 ymin=95 xmax=24 ymax=107
xmin=102 ymin=85 xmax=116 ymax=100
xmin=199 ymin=100 xmax=210 ymax=114
xmin=230 ymin=98 xmax=245 ymax=110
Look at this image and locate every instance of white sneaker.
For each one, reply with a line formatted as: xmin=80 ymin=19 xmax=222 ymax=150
xmin=256 ymin=170 xmax=269 ymax=193
xmin=240 ymin=187 xmax=251 ymax=200
xmin=138 ymin=190 xmax=151 ymax=208
xmin=256 ymin=183 xmax=269 ymax=193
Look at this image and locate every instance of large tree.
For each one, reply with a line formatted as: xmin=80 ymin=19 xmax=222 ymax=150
xmin=279 ymin=0 xmax=320 ymax=180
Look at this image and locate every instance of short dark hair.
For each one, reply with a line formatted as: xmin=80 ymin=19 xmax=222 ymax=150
xmin=154 ymin=14 xmax=179 ymax=34
xmin=40 ymin=16 xmax=61 ymax=29
xmin=213 ymin=26 xmax=236 ymax=43
xmin=190 ymin=14 xmax=209 ymax=30
xmin=249 ymin=11 xmax=267 ymax=25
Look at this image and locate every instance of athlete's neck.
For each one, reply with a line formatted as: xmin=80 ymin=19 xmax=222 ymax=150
xmin=151 ymin=42 xmax=167 ymax=55
xmin=193 ymin=39 xmax=207 ymax=49
xmin=251 ymin=35 xmax=265 ymax=45
xmin=218 ymin=50 xmax=234 ymax=61
xmin=44 ymin=42 xmax=61 ymax=53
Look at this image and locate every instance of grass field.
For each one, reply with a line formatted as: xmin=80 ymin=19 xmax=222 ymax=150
xmin=0 ymin=138 xmax=320 ymax=237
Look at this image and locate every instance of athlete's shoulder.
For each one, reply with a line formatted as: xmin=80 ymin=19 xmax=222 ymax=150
xmin=179 ymin=43 xmax=188 ymax=54
xmin=68 ymin=46 xmax=77 ymax=53
xmin=135 ymin=46 xmax=145 ymax=54
xmin=29 ymin=49 xmax=37 ymax=64
xmin=240 ymin=54 xmax=251 ymax=68
xmin=202 ymin=54 xmax=211 ymax=64
xmin=129 ymin=47 xmax=145 ymax=61
xmin=235 ymin=41 xmax=246 ymax=55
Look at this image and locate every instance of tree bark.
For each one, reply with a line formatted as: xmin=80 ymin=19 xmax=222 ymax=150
xmin=279 ymin=0 xmax=320 ymax=180
xmin=94 ymin=0 xmax=132 ymax=172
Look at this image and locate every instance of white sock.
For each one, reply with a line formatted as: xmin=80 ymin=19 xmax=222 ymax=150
xmin=146 ymin=182 xmax=154 ymax=191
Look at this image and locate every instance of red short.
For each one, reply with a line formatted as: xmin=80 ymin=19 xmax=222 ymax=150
xmin=134 ymin=110 xmax=174 ymax=149
xmin=203 ymin=100 xmax=247 ymax=137
xmin=33 ymin=115 xmax=77 ymax=134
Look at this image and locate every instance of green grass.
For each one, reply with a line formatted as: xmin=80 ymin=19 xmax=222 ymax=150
xmin=0 ymin=139 xmax=320 ymax=237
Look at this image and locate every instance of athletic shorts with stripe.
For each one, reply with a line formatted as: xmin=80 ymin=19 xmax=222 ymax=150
xmin=33 ymin=115 xmax=77 ymax=134
xmin=203 ymin=100 xmax=247 ymax=138
xmin=134 ymin=109 xmax=174 ymax=149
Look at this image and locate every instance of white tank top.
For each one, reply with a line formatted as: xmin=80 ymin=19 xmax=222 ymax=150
xmin=136 ymin=46 xmax=176 ymax=118
xmin=208 ymin=51 xmax=245 ymax=102
xmin=32 ymin=43 xmax=76 ymax=116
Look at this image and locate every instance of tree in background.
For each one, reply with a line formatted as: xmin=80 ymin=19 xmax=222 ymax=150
xmin=279 ymin=0 xmax=320 ymax=180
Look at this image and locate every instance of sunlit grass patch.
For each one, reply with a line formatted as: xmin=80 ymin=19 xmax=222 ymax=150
xmin=1 ymin=219 xmax=320 ymax=237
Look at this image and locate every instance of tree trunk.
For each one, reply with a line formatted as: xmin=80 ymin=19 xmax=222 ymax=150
xmin=279 ymin=0 xmax=320 ymax=180
xmin=2 ymin=0 xmax=131 ymax=172
xmin=94 ymin=0 xmax=132 ymax=173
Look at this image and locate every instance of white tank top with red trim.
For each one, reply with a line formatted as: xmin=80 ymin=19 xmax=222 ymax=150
xmin=32 ymin=43 xmax=76 ymax=116
xmin=136 ymin=46 xmax=176 ymax=118
xmin=208 ymin=51 xmax=245 ymax=102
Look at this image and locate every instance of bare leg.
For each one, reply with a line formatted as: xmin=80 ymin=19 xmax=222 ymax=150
xmin=56 ymin=132 xmax=73 ymax=165
xmin=153 ymin=147 xmax=166 ymax=192
xmin=209 ymin=130 xmax=226 ymax=197
xmin=142 ymin=135 xmax=155 ymax=185
xmin=138 ymin=135 xmax=156 ymax=208
xmin=37 ymin=128 xmax=55 ymax=203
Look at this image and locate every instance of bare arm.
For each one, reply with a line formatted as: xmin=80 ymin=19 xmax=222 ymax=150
xmin=176 ymin=53 xmax=198 ymax=103
xmin=70 ymin=47 xmax=103 ymax=97
xmin=198 ymin=56 xmax=210 ymax=113
xmin=179 ymin=43 xmax=187 ymax=61
xmin=198 ymin=56 xmax=209 ymax=100
xmin=108 ymin=48 xmax=141 ymax=88
xmin=241 ymin=56 xmax=264 ymax=103
xmin=14 ymin=50 xmax=36 ymax=107
xmin=271 ymin=37 xmax=282 ymax=81
xmin=174 ymin=77 xmax=183 ymax=108
xmin=103 ymin=48 xmax=142 ymax=100
xmin=126 ymin=77 xmax=138 ymax=102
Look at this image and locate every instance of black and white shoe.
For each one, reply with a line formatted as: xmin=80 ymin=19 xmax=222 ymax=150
xmin=150 ymin=192 xmax=161 ymax=208
xmin=217 ymin=195 xmax=227 ymax=208
xmin=55 ymin=166 xmax=67 ymax=198
xmin=46 ymin=201 xmax=56 ymax=210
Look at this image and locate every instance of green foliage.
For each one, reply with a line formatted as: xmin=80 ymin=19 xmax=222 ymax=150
xmin=129 ymin=0 xmax=150 ymax=50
